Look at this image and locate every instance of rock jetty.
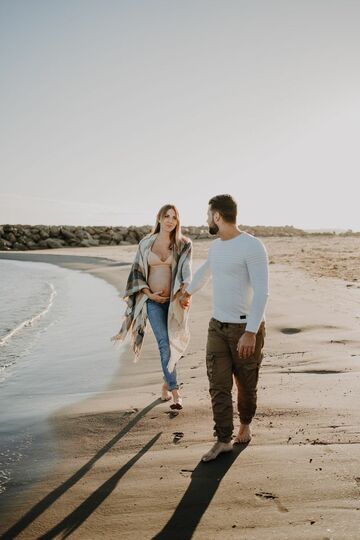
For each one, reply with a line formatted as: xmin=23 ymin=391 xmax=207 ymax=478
xmin=0 ymin=224 xmax=311 ymax=251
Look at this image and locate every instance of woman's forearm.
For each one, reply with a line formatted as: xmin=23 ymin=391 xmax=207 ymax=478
xmin=142 ymin=287 xmax=152 ymax=297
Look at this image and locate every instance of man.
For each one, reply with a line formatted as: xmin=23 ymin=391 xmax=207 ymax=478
xmin=181 ymin=194 xmax=269 ymax=462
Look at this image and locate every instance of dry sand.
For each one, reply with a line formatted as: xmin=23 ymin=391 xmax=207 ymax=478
xmin=1 ymin=235 xmax=360 ymax=539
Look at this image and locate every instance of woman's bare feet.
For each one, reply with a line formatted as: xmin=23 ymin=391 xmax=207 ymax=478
xmin=170 ymin=388 xmax=183 ymax=410
xmin=233 ymin=423 xmax=252 ymax=444
xmin=202 ymin=441 xmax=233 ymax=462
xmin=161 ymin=383 xmax=171 ymax=402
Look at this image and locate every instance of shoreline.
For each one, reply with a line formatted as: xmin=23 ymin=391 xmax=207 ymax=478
xmin=0 ymin=255 xmax=128 ymax=519
xmin=1 ymin=243 xmax=360 ymax=539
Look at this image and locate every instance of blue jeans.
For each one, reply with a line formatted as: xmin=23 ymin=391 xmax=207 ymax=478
xmin=147 ymin=299 xmax=179 ymax=391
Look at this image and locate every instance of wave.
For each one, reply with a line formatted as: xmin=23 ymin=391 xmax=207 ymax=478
xmin=0 ymin=283 xmax=57 ymax=348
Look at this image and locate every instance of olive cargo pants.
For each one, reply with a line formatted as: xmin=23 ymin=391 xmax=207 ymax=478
xmin=206 ymin=318 xmax=266 ymax=443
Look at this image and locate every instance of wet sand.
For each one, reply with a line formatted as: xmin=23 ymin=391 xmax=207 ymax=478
xmin=1 ymin=235 xmax=360 ymax=539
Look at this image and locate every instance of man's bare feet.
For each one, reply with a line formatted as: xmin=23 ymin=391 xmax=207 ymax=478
xmin=233 ymin=423 xmax=252 ymax=444
xmin=201 ymin=441 xmax=233 ymax=462
xmin=161 ymin=383 xmax=171 ymax=402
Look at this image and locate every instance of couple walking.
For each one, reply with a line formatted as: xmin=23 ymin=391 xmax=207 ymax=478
xmin=112 ymin=194 xmax=269 ymax=462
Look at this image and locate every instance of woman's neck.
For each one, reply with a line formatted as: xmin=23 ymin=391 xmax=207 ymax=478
xmin=157 ymin=230 xmax=172 ymax=242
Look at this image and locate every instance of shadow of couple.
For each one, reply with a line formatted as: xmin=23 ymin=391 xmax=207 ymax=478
xmin=2 ymin=399 xmax=247 ymax=540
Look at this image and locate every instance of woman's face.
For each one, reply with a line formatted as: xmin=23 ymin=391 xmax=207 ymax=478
xmin=160 ymin=208 xmax=178 ymax=233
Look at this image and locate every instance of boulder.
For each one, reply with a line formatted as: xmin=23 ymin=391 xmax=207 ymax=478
xmin=80 ymin=238 xmax=99 ymax=247
xmin=0 ymin=238 xmax=11 ymax=250
xmin=26 ymin=241 xmax=40 ymax=250
xmin=50 ymin=226 xmax=61 ymax=237
xmin=60 ymin=229 xmax=77 ymax=242
xmin=110 ymin=232 xmax=124 ymax=243
xmin=39 ymin=228 xmax=50 ymax=240
xmin=45 ymin=238 xmax=66 ymax=249
xmin=74 ymin=228 xmax=90 ymax=240
xmin=99 ymin=233 xmax=112 ymax=244
xmin=6 ymin=232 xmax=16 ymax=243
xmin=13 ymin=242 xmax=28 ymax=250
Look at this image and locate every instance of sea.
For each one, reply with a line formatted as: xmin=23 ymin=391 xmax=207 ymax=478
xmin=0 ymin=258 xmax=124 ymax=505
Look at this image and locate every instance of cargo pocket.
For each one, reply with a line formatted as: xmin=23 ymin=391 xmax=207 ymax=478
xmin=206 ymin=353 xmax=215 ymax=381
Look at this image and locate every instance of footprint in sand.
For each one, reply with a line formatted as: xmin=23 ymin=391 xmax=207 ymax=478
xmin=296 ymin=369 xmax=343 ymax=374
xmin=173 ymin=432 xmax=184 ymax=444
xmin=280 ymin=328 xmax=302 ymax=335
xmin=255 ymin=491 xmax=288 ymax=513
xmin=165 ymin=410 xmax=179 ymax=419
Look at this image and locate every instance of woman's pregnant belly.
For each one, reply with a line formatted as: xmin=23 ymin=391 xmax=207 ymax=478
xmin=148 ymin=266 xmax=172 ymax=297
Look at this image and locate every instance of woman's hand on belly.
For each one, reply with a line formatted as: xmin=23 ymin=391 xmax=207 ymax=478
xmin=148 ymin=267 xmax=171 ymax=300
xmin=148 ymin=291 xmax=170 ymax=304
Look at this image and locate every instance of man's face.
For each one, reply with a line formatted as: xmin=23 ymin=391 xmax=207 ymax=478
xmin=207 ymin=207 xmax=219 ymax=235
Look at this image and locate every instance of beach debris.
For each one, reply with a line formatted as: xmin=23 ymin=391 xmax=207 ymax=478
xmin=173 ymin=432 xmax=184 ymax=444
xmin=310 ymin=439 xmax=330 ymax=445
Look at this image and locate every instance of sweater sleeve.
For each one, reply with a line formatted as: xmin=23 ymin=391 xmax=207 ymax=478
xmin=186 ymin=258 xmax=211 ymax=295
xmin=245 ymin=239 xmax=269 ymax=333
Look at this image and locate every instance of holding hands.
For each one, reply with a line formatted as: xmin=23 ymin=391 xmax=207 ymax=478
xmin=179 ymin=286 xmax=191 ymax=310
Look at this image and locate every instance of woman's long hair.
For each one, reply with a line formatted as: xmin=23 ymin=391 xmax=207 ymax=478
xmin=151 ymin=204 xmax=185 ymax=252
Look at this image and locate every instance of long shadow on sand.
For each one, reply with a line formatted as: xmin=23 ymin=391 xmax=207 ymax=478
xmin=1 ymin=399 xmax=161 ymax=540
xmin=152 ymin=443 xmax=248 ymax=540
xmin=38 ymin=433 xmax=162 ymax=539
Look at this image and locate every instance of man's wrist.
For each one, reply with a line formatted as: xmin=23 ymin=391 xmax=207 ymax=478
xmin=244 ymin=330 xmax=256 ymax=336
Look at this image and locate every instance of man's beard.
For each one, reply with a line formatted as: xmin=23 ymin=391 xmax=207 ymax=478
xmin=208 ymin=221 xmax=219 ymax=235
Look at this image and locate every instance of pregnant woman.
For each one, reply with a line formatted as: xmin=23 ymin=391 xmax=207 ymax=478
xmin=112 ymin=204 xmax=192 ymax=409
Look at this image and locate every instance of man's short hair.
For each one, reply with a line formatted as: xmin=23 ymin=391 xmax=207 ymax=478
xmin=208 ymin=194 xmax=237 ymax=224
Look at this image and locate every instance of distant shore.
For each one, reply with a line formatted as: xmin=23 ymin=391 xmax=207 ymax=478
xmin=1 ymin=223 xmax=359 ymax=252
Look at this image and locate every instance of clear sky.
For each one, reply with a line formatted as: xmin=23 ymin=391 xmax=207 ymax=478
xmin=1 ymin=0 xmax=359 ymax=230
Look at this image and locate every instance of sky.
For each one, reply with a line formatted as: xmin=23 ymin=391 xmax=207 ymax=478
xmin=1 ymin=0 xmax=360 ymax=230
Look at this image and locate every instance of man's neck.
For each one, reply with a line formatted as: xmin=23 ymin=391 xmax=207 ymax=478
xmin=218 ymin=225 xmax=242 ymax=241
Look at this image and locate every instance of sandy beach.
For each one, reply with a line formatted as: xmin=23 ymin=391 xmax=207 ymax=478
xmin=1 ymin=235 xmax=360 ymax=539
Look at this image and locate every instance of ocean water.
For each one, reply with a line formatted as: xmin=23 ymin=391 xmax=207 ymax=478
xmin=0 ymin=259 xmax=125 ymax=501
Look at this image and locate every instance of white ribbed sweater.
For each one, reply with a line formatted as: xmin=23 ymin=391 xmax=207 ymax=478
xmin=187 ymin=232 xmax=269 ymax=333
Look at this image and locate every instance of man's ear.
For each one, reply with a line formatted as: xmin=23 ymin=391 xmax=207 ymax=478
xmin=213 ymin=211 xmax=220 ymax=223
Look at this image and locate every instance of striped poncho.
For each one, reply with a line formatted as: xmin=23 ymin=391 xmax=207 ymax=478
xmin=112 ymin=233 xmax=192 ymax=372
